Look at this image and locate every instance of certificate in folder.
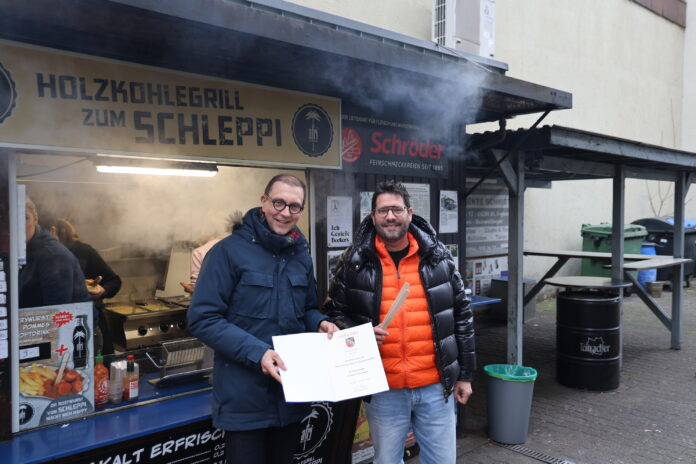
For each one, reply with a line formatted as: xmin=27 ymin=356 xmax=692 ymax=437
xmin=272 ymin=323 xmax=389 ymax=402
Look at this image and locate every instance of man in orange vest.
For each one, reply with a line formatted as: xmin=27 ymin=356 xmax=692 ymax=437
xmin=324 ymin=180 xmax=475 ymax=464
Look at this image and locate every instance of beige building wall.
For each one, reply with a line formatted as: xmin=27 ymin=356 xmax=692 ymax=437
xmin=288 ymin=0 xmax=691 ymax=280
xmin=683 ymin=2 xmax=696 ymax=152
xmin=285 ymin=0 xmax=433 ymax=40
xmin=492 ymin=0 xmax=689 ymax=277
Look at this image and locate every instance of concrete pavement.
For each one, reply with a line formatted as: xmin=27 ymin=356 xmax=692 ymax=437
xmin=412 ymin=285 xmax=696 ymax=463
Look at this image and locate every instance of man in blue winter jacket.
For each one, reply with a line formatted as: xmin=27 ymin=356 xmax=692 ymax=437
xmin=188 ymin=174 xmax=338 ymax=464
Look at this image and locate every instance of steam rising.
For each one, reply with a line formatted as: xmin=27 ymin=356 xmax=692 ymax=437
xmin=323 ymin=54 xmax=488 ymax=139
xmin=23 ymin=157 xmax=297 ymax=257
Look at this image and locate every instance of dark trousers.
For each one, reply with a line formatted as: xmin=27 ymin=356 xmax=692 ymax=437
xmin=225 ymin=422 xmax=301 ymax=464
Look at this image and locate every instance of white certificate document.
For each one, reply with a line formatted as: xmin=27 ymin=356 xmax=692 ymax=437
xmin=272 ymin=323 xmax=389 ymax=402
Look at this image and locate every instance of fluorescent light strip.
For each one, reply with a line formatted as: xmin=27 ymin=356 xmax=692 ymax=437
xmin=96 ymin=165 xmax=217 ymax=177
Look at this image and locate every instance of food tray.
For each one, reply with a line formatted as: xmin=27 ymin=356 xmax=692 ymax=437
xmin=145 ymin=338 xmax=211 ymax=388
xmin=145 ymin=338 xmax=206 ymax=370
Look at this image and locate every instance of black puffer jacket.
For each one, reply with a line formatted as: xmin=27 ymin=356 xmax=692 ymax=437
xmin=323 ymin=214 xmax=475 ymax=397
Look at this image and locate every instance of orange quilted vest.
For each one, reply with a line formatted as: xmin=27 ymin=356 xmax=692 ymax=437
xmin=375 ymin=233 xmax=440 ymax=389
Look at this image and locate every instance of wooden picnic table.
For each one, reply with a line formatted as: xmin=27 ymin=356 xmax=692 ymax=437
xmin=524 ymin=248 xmax=649 ymax=261
xmin=522 ymin=248 xmax=652 ymax=306
xmin=544 ymin=275 xmax=632 ymax=290
xmin=524 ymin=249 xmax=692 ymax=347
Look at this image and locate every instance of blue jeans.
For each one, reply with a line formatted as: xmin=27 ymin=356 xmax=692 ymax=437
xmin=365 ymin=382 xmax=457 ymax=464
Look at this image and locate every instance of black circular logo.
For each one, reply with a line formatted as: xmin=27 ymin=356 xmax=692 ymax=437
xmin=19 ymin=403 xmax=34 ymax=425
xmin=294 ymin=402 xmax=334 ymax=459
xmin=291 ymin=104 xmax=334 ymax=158
xmin=0 ymin=61 xmax=17 ymax=124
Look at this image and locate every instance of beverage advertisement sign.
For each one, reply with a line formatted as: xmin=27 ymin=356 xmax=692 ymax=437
xmin=16 ymin=302 xmax=94 ymax=431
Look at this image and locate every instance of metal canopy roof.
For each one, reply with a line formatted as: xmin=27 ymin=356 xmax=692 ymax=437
xmin=0 ymin=0 xmax=571 ymax=125
xmin=469 ymin=125 xmax=696 ymax=183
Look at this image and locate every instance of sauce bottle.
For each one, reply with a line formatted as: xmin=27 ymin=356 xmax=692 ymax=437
xmin=122 ymin=355 xmax=139 ymax=401
xmin=94 ymin=351 xmax=109 ymax=408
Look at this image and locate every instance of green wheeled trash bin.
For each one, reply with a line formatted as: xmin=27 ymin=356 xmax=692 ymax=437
xmin=484 ymin=364 xmax=538 ymax=445
xmin=580 ymin=223 xmax=647 ymax=279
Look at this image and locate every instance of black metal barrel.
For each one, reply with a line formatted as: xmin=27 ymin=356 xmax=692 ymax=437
xmin=556 ymin=291 xmax=621 ymax=391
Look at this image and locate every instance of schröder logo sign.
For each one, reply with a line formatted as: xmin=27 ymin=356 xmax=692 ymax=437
xmin=0 ymin=61 xmax=17 ymax=124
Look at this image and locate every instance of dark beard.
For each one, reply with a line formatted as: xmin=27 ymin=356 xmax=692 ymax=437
xmin=376 ymin=220 xmax=409 ymax=243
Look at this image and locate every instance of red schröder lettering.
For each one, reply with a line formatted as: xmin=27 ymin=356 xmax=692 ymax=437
xmin=369 ymin=132 xmax=444 ymax=159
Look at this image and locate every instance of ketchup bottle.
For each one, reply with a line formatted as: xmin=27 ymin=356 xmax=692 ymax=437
xmin=123 ymin=355 xmax=139 ymax=401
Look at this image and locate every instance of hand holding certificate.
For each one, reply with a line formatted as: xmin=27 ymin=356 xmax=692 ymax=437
xmin=272 ymin=323 xmax=389 ymax=402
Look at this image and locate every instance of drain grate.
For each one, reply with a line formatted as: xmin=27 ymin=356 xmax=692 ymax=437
xmin=497 ymin=443 xmax=575 ymax=464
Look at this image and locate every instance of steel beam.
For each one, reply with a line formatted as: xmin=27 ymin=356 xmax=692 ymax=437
xmin=612 ymin=165 xmax=625 ymax=367
xmin=671 ymin=172 xmax=688 ymax=349
xmin=491 ymin=149 xmax=518 ymax=196
xmin=507 ymin=151 xmax=525 ymax=365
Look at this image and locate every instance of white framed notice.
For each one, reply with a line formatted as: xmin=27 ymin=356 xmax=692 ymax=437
xmin=327 ymin=196 xmax=353 ymax=248
xmin=402 ymin=183 xmax=430 ymax=223
xmin=439 ymin=190 xmax=458 ymax=234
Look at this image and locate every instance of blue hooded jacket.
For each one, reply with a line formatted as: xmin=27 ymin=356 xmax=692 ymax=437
xmin=188 ymin=207 xmax=326 ymax=431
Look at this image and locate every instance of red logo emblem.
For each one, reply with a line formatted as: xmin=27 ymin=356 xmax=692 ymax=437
xmin=341 ymin=128 xmax=362 ymax=163
xmin=345 ymin=337 xmax=355 ymax=348
xmin=52 ymin=311 xmax=74 ymax=327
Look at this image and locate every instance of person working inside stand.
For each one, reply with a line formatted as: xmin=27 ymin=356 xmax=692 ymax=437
xmin=180 ymin=211 xmax=243 ymax=294
xmin=187 ymin=174 xmax=339 ymax=464
xmin=19 ymin=197 xmax=90 ymax=308
xmin=43 ymin=217 xmax=122 ymax=355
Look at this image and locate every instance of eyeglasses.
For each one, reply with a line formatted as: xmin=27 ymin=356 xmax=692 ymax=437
xmin=374 ymin=206 xmax=407 ymax=217
xmin=268 ymin=197 xmax=304 ymax=214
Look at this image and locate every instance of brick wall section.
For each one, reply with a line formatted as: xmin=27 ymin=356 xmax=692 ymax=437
xmin=633 ymin=0 xmax=687 ymax=27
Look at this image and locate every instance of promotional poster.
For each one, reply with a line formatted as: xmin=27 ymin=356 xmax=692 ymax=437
xmin=17 ymin=302 xmax=94 ymax=431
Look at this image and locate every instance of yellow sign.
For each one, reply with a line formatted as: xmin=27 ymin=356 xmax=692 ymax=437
xmin=0 ymin=41 xmax=341 ymax=167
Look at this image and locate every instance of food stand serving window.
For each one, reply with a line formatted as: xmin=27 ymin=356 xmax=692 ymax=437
xmin=0 ymin=38 xmax=338 ymax=462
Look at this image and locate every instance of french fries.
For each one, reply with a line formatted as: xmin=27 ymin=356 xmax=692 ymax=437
xmin=19 ymin=364 xmax=58 ymax=397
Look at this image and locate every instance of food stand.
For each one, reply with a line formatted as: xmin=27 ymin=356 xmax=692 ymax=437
xmin=0 ymin=1 xmax=571 ymax=462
